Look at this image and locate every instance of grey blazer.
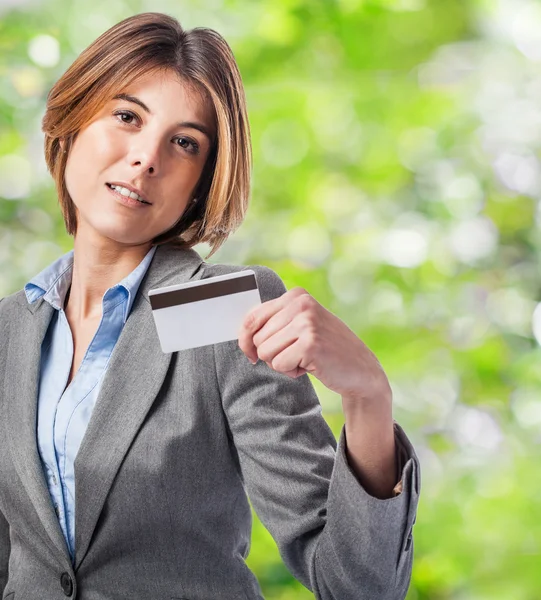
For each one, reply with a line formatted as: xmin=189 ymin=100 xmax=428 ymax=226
xmin=0 ymin=243 xmax=420 ymax=600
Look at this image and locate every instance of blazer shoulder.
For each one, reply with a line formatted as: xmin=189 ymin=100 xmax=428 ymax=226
xmin=202 ymin=262 xmax=287 ymax=303
xmin=0 ymin=289 xmax=26 ymax=314
xmin=0 ymin=290 xmax=24 ymax=343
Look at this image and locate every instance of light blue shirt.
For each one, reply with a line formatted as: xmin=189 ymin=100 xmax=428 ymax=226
xmin=24 ymin=245 xmax=157 ymax=562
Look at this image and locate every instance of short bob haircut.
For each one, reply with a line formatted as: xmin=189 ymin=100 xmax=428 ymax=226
xmin=42 ymin=12 xmax=251 ymax=258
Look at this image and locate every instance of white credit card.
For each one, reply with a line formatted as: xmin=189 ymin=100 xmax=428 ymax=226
xmin=148 ymin=270 xmax=261 ymax=353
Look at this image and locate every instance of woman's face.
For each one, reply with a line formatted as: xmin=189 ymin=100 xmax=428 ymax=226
xmin=63 ymin=68 xmax=215 ymax=247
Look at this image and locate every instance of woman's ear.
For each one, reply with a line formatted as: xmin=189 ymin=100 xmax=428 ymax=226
xmin=59 ymin=138 xmax=70 ymax=156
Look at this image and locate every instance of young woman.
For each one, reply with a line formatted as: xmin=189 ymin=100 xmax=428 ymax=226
xmin=0 ymin=12 xmax=420 ymax=600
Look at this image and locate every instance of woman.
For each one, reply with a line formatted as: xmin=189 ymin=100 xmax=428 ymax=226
xmin=0 ymin=12 xmax=420 ymax=600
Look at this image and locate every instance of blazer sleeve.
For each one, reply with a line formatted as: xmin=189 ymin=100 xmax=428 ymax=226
xmin=0 ymin=298 xmax=8 ymax=593
xmin=212 ymin=265 xmax=420 ymax=600
xmin=0 ymin=508 xmax=9 ymax=593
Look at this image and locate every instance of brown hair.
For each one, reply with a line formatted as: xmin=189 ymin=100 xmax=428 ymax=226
xmin=42 ymin=12 xmax=252 ymax=258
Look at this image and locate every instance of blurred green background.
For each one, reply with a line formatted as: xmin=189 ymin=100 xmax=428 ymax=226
xmin=2 ymin=0 xmax=541 ymax=598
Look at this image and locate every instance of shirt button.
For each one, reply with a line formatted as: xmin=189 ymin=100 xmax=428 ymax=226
xmin=60 ymin=572 xmax=73 ymax=596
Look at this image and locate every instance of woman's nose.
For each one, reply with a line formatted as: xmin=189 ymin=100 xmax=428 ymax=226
xmin=128 ymin=138 xmax=162 ymax=175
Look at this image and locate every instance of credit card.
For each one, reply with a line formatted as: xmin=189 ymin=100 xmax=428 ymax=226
xmin=148 ymin=270 xmax=261 ymax=352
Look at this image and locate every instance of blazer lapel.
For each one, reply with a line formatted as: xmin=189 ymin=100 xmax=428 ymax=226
xmin=4 ymin=295 xmax=72 ymax=567
xmin=73 ymin=244 xmax=206 ymax=570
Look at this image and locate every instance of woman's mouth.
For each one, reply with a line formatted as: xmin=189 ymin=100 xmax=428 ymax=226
xmin=106 ymin=183 xmax=151 ymax=208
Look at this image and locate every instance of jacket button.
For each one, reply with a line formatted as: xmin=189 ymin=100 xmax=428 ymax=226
xmin=60 ymin=572 xmax=73 ymax=596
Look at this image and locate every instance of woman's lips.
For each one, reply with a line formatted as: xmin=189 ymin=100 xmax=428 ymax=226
xmin=106 ymin=183 xmax=151 ymax=209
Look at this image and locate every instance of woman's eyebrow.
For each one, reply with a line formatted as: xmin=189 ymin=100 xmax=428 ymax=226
xmin=112 ymin=93 xmax=213 ymax=142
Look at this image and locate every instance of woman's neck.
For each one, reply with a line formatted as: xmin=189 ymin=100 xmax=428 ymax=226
xmin=65 ymin=231 xmax=153 ymax=323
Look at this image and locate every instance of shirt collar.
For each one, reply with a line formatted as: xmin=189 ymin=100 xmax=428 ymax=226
xmin=24 ymin=245 xmax=157 ymax=323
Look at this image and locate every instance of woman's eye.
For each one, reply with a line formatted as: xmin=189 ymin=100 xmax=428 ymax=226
xmin=112 ymin=112 xmax=199 ymax=155
xmin=114 ymin=110 xmax=139 ymax=125
xmin=175 ymin=136 xmax=200 ymax=155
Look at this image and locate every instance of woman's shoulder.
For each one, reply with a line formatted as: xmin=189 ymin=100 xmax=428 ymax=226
xmin=201 ymin=262 xmax=287 ymax=303
xmin=0 ymin=291 xmax=26 ymax=360
xmin=0 ymin=289 xmax=27 ymax=313
xmin=0 ymin=290 xmax=26 ymax=328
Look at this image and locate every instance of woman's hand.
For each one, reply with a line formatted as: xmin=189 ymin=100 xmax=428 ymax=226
xmin=237 ymin=287 xmax=391 ymax=406
xmin=238 ymin=286 xmax=398 ymax=497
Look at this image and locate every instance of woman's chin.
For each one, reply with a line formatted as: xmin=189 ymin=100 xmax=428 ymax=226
xmin=75 ymin=220 xmax=157 ymax=247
